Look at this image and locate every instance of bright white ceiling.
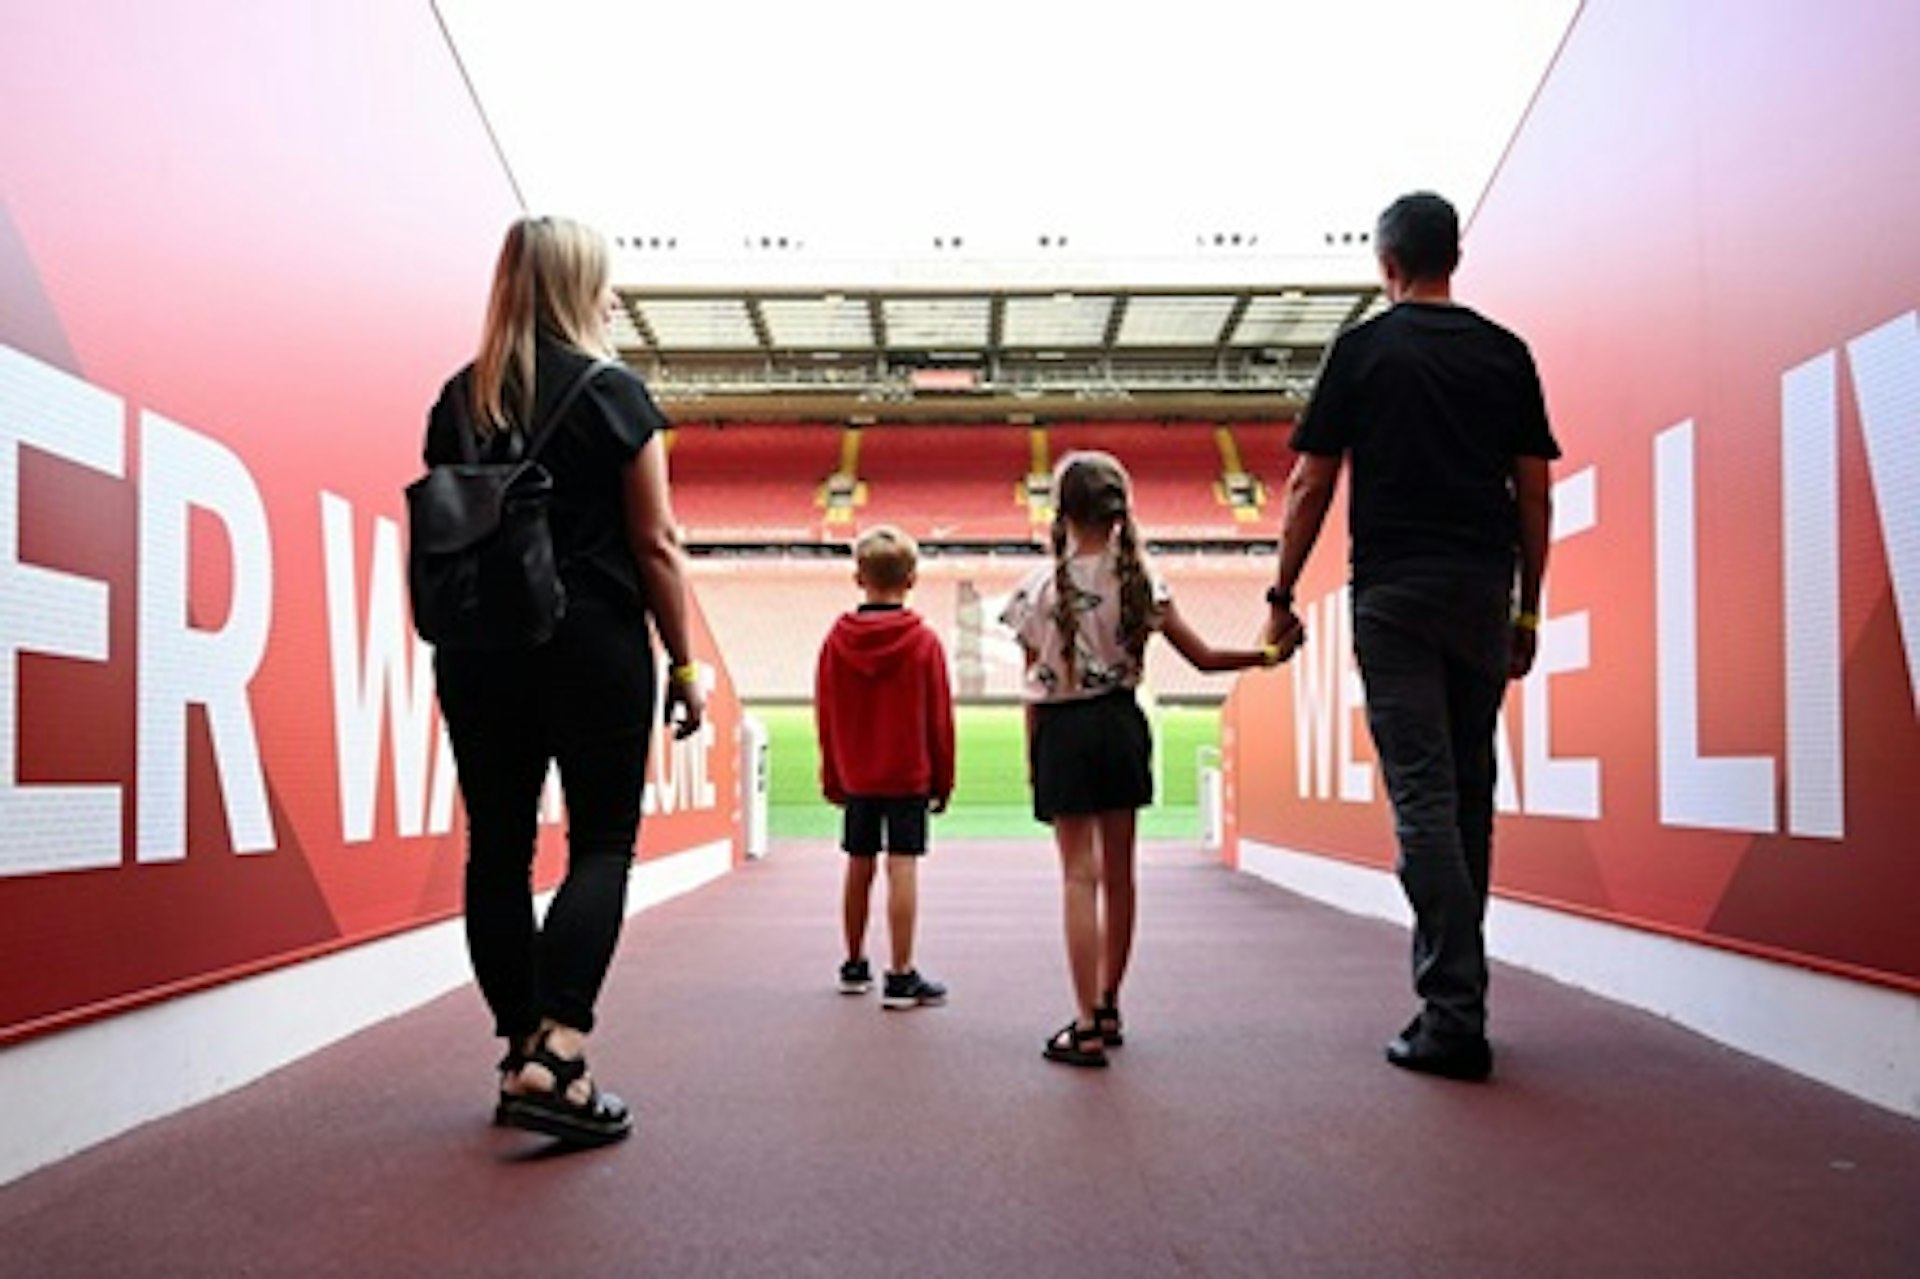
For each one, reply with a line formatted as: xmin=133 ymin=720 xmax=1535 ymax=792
xmin=437 ymin=0 xmax=1579 ymax=286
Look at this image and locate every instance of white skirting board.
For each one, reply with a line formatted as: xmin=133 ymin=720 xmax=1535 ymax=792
xmin=1237 ymin=840 xmax=1920 ymax=1120
xmin=0 ymin=839 xmax=735 ymax=1187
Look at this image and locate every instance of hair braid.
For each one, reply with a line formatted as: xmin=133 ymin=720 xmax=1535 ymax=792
xmin=1113 ymin=514 xmax=1152 ymax=664
xmin=1050 ymin=512 xmax=1079 ymax=686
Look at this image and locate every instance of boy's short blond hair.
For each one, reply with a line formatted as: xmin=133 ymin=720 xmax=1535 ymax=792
xmin=854 ymin=525 xmax=918 ymax=591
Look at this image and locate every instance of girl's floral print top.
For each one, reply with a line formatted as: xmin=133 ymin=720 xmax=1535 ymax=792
xmin=1000 ymin=544 xmax=1168 ymax=703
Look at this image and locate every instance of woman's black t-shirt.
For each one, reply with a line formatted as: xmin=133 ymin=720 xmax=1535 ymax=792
xmin=424 ymin=337 xmax=668 ymax=615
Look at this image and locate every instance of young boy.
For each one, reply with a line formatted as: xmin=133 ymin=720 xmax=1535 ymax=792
xmin=815 ymin=526 xmax=955 ymax=1009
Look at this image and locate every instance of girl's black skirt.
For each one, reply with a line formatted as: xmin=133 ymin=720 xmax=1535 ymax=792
xmin=1029 ymin=687 xmax=1153 ymax=822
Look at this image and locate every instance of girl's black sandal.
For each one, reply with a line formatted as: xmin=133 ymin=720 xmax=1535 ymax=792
xmin=1042 ymin=1020 xmax=1109 ymax=1069
xmin=1093 ymin=997 xmax=1124 ymax=1048
xmin=497 ymin=1032 xmax=633 ymax=1145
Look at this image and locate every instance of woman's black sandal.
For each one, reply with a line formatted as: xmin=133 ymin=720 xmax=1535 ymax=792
xmin=496 ymin=1032 xmax=633 ymax=1145
xmin=1042 ymin=1020 xmax=1108 ymax=1069
xmin=1094 ymin=995 xmax=1124 ymax=1048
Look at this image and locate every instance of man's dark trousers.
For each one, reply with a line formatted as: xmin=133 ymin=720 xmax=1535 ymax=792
xmin=1353 ymin=573 xmax=1511 ymax=1042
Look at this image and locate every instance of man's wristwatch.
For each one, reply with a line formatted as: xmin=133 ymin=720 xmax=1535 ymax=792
xmin=1265 ymin=584 xmax=1295 ymax=609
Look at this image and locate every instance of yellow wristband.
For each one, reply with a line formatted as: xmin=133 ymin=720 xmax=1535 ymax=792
xmin=671 ymin=662 xmax=699 ymax=685
xmin=1260 ymin=644 xmax=1281 ymax=667
xmin=1513 ymin=611 xmax=1540 ymax=631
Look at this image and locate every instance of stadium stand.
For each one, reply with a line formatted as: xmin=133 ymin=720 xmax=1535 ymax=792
xmin=1139 ymin=555 xmax=1275 ymax=697
xmin=667 ymin=422 xmax=843 ymax=543
xmin=668 ymin=418 xmax=1292 ymax=547
xmin=1044 ymin=421 xmax=1227 ymax=536
xmin=1216 ymin=420 xmax=1294 ymax=530
xmin=1041 ymin=421 xmax=1286 ymax=540
xmin=683 ymin=559 xmax=859 ymax=697
xmin=688 ymin=552 xmax=1273 ymax=703
xmin=850 ymin=423 xmax=1035 ymax=543
xmin=677 ymin=415 xmax=1291 ymax=702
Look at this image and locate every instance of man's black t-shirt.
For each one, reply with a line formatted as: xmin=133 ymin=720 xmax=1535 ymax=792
xmin=425 ymin=336 xmax=668 ymax=615
xmin=1291 ymin=301 xmax=1560 ymax=587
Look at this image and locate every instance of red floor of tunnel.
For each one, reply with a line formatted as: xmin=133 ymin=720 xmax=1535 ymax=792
xmin=2 ymin=839 xmax=1916 ymax=1278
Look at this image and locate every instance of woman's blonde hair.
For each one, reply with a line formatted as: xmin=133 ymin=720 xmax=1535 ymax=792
xmin=471 ymin=215 xmax=617 ymax=433
xmin=1048 ymin=450 xmax=1153 ymax=685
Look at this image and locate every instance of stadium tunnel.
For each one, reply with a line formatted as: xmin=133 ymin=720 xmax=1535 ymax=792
xmin=1 ymin=2 xmax=1916 ymax=1274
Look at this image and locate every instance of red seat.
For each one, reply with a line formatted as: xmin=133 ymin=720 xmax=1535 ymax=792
xmin=668 ymin=423 xmax=843 ymax=542
xmin=1046 ymin=421 xmax=1288 ymax=540
xmin=853 ymin=424 xmax=1036 ymax=542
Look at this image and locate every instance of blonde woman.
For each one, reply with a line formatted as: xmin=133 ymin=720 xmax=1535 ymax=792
xmin=1001 ymin=451 xmax=1291 ymax=1068
xmin=424 ymin=216 xmax=705 ymax=1144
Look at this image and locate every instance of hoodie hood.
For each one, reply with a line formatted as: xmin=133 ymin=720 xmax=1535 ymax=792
xmin=824 ymin=608 xmax=932 ymax=680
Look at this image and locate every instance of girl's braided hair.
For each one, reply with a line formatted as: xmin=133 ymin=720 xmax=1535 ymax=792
xmin=1049 ymin=451 xmax=1153 ymax=686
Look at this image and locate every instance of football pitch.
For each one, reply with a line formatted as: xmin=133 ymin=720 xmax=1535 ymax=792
xmin=748 ymin=701 xmax=1220 ymax=842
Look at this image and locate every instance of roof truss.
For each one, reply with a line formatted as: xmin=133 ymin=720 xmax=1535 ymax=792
xmin=612 ymin=282 xmax=1384 ymax=422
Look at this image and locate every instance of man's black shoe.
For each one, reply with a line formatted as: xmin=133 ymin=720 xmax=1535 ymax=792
xmin=1385 ymin=1030 xmax=1493 ymax=1082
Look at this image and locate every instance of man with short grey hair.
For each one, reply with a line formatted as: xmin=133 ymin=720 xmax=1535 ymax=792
xmin=1264 ymin=191 xmax=1559 ymax=1081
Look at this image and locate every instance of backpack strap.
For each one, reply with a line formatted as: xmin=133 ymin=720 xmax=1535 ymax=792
xmin=522 ymin=359 xmax=616 ymax=463
xmin=447 ymin=358 xmax=615 ymax=464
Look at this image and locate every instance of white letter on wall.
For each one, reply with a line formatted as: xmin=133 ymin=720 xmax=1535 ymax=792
xmin=1335 ymin=592 xmax=1373 ymax=803
xmin=1523 ymin=465 xmax=1600 ymax=819
xmin=1290 ymin=592 xmax=1341 ymax=800
xmin=320 ymin=492 xmax=440 ymax=842
xmin=1845 ymin=312 xmax=1920 ymax=718
xmin=136 ymin=412 xmax=275 ymax=859
xmin=1654 ymin=420 xmax=1775 ymax=833
xmin=1781 ymin=352 xmax=1842 ymax=839
xmin=0 ymin=345 xmax=124 ymax=875
xmin=1493 ymin=709 xmax=1520 ymax=814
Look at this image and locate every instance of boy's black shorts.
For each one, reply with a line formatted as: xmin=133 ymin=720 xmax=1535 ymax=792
xmin=842 ymin=795 xmax=930 ymax=856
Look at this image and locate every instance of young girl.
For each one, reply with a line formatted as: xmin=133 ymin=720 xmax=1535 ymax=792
xmin=1001 ymin=450 xmax=1296 ymax=1068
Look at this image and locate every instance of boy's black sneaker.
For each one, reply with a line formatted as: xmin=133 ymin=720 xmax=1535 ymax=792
xmin=838 ymin=958 xmax=872 ymax=995
xmin=881 ymin=969 xmax=947 ymax=1010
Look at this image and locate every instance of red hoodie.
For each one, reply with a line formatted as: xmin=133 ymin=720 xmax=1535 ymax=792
xmin=815 ymin=606 xmax=955 ymax=805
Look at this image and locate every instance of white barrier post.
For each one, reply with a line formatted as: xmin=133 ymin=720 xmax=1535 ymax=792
xmin=741 ymin=715 xmax=770 ymax=859
xmin=1197 ymin=745 xmax=1223 ymax=850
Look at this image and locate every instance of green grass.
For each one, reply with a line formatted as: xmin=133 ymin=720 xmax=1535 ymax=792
xmin=750 ymin=700 xmax=1220 ymax=841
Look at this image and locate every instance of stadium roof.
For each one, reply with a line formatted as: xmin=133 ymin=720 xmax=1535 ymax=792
xmin=443 ymin=2 xmax=1576 ymax=422
xmin=614 ymin=281 xmax=1384 ymax=423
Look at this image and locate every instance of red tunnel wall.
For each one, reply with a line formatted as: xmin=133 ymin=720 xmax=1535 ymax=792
xmin=1228 ymin=0 xmax=1920 ymax=993
xmin=0 ymin=2 xmax=740 ymax=1043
